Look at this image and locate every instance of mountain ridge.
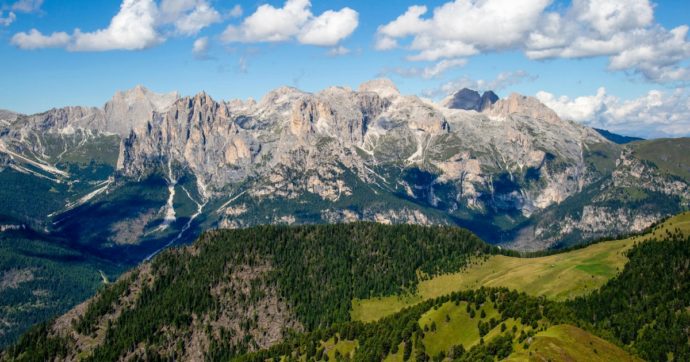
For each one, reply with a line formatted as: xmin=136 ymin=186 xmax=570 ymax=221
xmin=1 ymin=79 xmax=687 ymax=251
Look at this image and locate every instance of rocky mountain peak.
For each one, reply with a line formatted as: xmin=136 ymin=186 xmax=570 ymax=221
xmin=259 ymin=86 xmax=308 ymax=107
xmin=443 ymin=88 xmax=499 ymax=111
xmin=480 ymin=91 xmax=499 ymax=109
xmin=487 ymin=93 xmax=561 ymax=123
xmin=358 ymin=79 xmax=400 ymax=99
xmin=110 ymin=85 xmax=178 ymax=110
xmin=103 ymin=86 xmax=179 ymax=136
xmin=0 ymin=110 xmax=19 ymax=124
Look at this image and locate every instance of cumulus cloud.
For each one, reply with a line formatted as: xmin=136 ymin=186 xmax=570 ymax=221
xmin=10 ymin=0 xmax=221 ymax=51
xmin=377 ymin=0 xmax=549 ymax=61
xmin=424 ymin=70 xmax=536 ymax=98
xmin=378 ymin=0 xmax=690 ymax=83
xmin=537 ymin=87 xmax=690 ymax=137
xmin=159 ymin=0 xmax=220 ymax=36
xmin=298 ymin=8 xmax=358 ymax=46
xmin=10 ymin=29 xmax=70 ymax=49
xmin=69 ymin=0 xmax=161 ymax=51
xmin=0 ymin=11 xmax=16 ymax=26
xmin=222 ymin=0 xmax=358 ymax=47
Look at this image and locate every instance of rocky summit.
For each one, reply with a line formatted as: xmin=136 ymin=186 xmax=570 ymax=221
xmin=1 ymin=79 xmax=688 ymax=255
xmin=442 ymin=88 xmax=499 ymax=111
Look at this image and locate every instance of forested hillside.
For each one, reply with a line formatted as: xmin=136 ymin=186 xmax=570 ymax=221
xmin=3 ymin=222 xmax=689 ymax=361
xmin=234 ymin=232 xmax=690 ymax=362
xmin=2 ymin=223 xmax=495 ymax=361
xmin=0 ymin=229 xmax=121 ymax=347
xmin=569 ymin=233 xmax=690 ymax=360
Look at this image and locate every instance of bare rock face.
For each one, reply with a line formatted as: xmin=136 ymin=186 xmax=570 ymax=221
xmin=442 ymin=89 xmax=499 ymax=111
xmin=8 ymin=78 xmax=681 ymax=249
xmin=112 ymin=79 xmax=613 ymax=223
xmin=118 ymin=92 xmax=248 ymax=187
xmin=488 ymin=93 xmax=562 ymax=124
xmin=0 ymin=110 xmax=19 ymax=124
xmin=358 ymin=78 xmax=400 ymax=99
xmin=104 ymin=85 xmax=179 ymax=136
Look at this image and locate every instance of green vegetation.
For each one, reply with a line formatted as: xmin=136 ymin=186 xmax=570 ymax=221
xmin=505 ymin=324 xmax=642 ymax=362
xmin=239 ymin=288 xmax=560 ymax=362
xmin=4 ymin=220 xmax=689 ymax=361
xmin=2 ymin=223 xmax=493 ymax=360
xmin=569 ymin=231 xmax=690 ymax=361
xmin=353 ymin=212 xmax=690 ymax=321
xmin=241 ymin=230 xmax=690 ymax=362
xmin=418 ymin=300 xmax=501 ymax=356
xmin=0 ymin=230 xmax=120 ymax=348
xmin=240 ymin=287 xmax=608 ymax=362
xmin=632 ymin=138 xmax=690 ymax=181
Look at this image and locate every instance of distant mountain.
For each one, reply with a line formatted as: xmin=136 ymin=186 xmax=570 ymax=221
xmin=594 ymin=128 xmax=644 ymax=144
xmin=2 ymin=80 xmax=688 ymax=251
xmin=0 ymin=109 xmax=18 ymax=122
xmin=442 ymin=88 xmax=499 ymax=111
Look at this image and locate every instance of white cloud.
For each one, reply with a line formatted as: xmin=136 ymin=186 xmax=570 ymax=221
xmin=70 ymin=0 xmax=161 ymax=51
xmin=222 ymin=0 xmax=358 ymax=47
xmin=172 ymin=3 xmax=220 ymax=35
xmin=0 ymin=11 xmax=16 ymax=26
xmin=383 ymin=58 xmax=467 ymax=79
xmin=377 ymin=5 xmax=430 ymax=39
xmin=572 ymin=0 xmax=653 ymax=36
xmin=424 ymin=70 xmax=536 ymax=98
xmin=537 ymin=87 xmax=690 ymax=137
xmin=328 ymin=45 xmax=350 ymax=56
xmin=192 ymin=36 xmax=209 ymax=58
xmin=222 ymin=0 xmax=311 ymax=43
xmin=377 ymin=0 xmax=550 ymax=61
xmin=374 ymin=36 xmax=397 ymax=51
xmin=11 ymin=0 xmax=43 ymax=13
xmin=11 ymin=29 xmax=70 ymax=49
xmin=228 ymin=4 xmax=242 ymax=18
xmin=298 ymin=8 xmax=358 ymax=46
xmin=378 ymin=0 xmax=690 ymax=83
xmin=10 ymin=0 xmax=222 ymax=52
xmin=536 ymin=87 xmax=609 ymax=123
xmin=159 ymin=0 xmax=220 ymax=36
xmin=408 ymin=40 xmax=477 ymax=61
xmin=608 ymin=26 xmax=690 ymax=82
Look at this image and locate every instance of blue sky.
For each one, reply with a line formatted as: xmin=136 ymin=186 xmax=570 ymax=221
xmin=1 ymin=0 xmax=689 ymax=137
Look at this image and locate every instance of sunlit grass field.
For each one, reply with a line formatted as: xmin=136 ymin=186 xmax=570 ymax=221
xmin=352 ymin=212 xmax=690 ymax=322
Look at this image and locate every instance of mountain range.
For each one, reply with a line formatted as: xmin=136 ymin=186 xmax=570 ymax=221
xmin=1 ymin=79 xmax=689 ymax=347
xmin=2 ymin=80 xmax=688 ymax=250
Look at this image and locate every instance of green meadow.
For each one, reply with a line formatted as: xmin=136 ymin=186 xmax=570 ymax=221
xmin=352 ymin=212 xmax=690 ymax=322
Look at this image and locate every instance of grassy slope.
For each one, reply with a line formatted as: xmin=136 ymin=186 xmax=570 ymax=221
xmin=352 ymin=212 xmax=690 ymax=322
xmin=505 ymin=324 xmax=642 ymax=362
xmin=284 ymin=296 xmax=639 ymax=362
xmin=631 ymin=138 xmax=690 ymax=181
xmin=419 ymin=301 xmax=501 ymax=356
